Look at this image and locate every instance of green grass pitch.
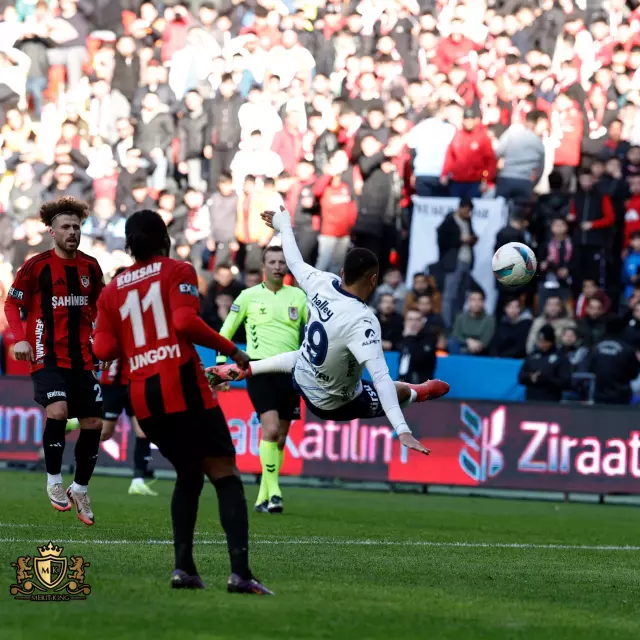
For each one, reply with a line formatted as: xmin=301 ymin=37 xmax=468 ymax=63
xmin=1 ymin=471 xmax=640 ymax=640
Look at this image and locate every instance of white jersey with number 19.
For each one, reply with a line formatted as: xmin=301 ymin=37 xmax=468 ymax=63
xmin=293 ymin=266 xmax=384 ymax=410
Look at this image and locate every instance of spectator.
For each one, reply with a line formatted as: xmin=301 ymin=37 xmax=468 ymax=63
xmin=551 ymin=92 xmax=584 ymax=191
xmin=230 ymin=129 xmax=284 ymax=194
xmin=407 ymin=105 xmax=456 ymax=198
xmin=623 ymin=175 xmax=640 ymax=247
xmin=207 ymin=171 xmax=239 ymax=268
xmin=437 ymin=196 xmax=478 ymax=328
xmin=284 ymin=161 xmax=318 ymax=264
xmin=414 ymin=294 xmax=445 ymax=335
xmin=120 ymin=179 xmax=156 ymax=218
xmin=206 ymin=73 xmax=243 ymax=188
xmin=441 ymin=108 xmax=496 ymax=199
xmin=134 ymin=92 xmax=174 ymax=191
xmin=177 ymin=89 xmax=209 ymax=191
xmin=397 ymin=309 xmax=437 ymax=384
xmin=353 ymin=134 xmax=401 ymax=270
xmin=495 ymin=211 xmax=529 ymax=250
xmin=313 ymin=149 xmax=358 ymax=274
xmin=235 ymin=175 xmax=273 ymax=272
xmin=538 ymin=217 xmax=574 ymax=306
xmin=496 ymin=111 xmax=546 ymax=206
xmin=526 ymin=295 xmax=575 ymax=354
xmin=518 ymin=324 xmax=571 ymax=403
xmin=373 ymin=267 xmax=408 ymax=312
xmin=376 ymin=293 xmax=404 ymax=352
xmin=560 ymin=326 xmax=591 ymax=374
xmin=405 ymin=272 xmax=442 ymax=316
xmin=621 ymin=300 xmax=640 ymax=352
xmin=492 ymin=298 xmax=533 ymax=359
xmin=575 ymin=278 xmax=612 ymax=319
xmin=590 ymin=322 xmax=640 ymax=405
xmin=533 ymin=171 xmax=571 ymax=246
xmin=46 ymin=0 xmax=90 ymax=92
xmin=450 ymin=290 xmax=496 ymax=356
xmin=622 ymin=231 xmax=640 ymax=303
xmin=569 ymin=168 xmax=615 ymax=292
xmin=271 ymin=110 xmax=304 ymax=176
xmin=578 ymin=294 xmax=612 ymax=348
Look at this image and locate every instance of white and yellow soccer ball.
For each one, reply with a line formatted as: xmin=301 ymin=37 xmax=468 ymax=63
xmin=492 ymin=242 xmax=537 ymax=287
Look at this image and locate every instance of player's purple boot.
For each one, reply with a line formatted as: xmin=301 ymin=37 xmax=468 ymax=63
xmin=227 ymin=573 xmax=274 ymax=595
xmin=171 ymin=569 xmax=206 ymax=589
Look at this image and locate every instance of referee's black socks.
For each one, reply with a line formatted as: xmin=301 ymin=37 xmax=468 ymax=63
xmin=43 ymin=418 xmax=67 ymax=477
xmin=213 ymin=475 xmax=251 ymax=580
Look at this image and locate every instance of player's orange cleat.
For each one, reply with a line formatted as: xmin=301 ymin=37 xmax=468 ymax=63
xmin=406 ymin=379 xmax=450 ymax=402
xmin=205 ymin=364 xmax=250 ymax=386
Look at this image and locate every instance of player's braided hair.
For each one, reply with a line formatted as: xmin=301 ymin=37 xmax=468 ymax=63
xmin=39 ymin=196 xmax=90 ymax=227
xmin=125 ymin=209 xmax=170 ymax=261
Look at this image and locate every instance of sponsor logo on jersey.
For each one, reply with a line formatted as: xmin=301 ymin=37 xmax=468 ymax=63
xmin=35 ymin=319 xmax=45 ymax=361
xmin=288 ymin=306 xmax=299 ymax=321
xmin=311 ymin=293 xmax=334 ymax=322
xmin=51 ymin=295 xmax=89 ymax=309
xmin=178 ymin=283 xmax=198 ymax=297
xmin=116 ymin=262 xmax=162 ymax=288
xmin=129 ymin=344 xmax=181 ymax=372
xmin=80 ymin=276 xmax=90 ymax=288
xmin=8 ymin=287 xmax=23 ymax=300
xmin=361 ymin=327 xmax=380 ymax=346
xmin=230 ymin=304 xmax=240 ymax=313
xmin=47 ymin=391 xmax=67 ymax=400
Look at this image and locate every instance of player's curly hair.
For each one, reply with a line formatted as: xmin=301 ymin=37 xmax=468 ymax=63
xmin=39 ymin=197 xmax=90 ymax=227
xmin=125 ymin=209 xmax=170 ymax=261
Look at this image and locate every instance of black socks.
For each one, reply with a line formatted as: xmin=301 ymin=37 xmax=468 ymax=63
xmin=73 ymin=429 xmax=101 ymax=485
xmin=133 ymin=437 xmax=151 ymax=479
xmin=213 ymin=475 xmax=251 ymax=580
xmin=172 ymin=470 xmax=204 ymax=575
xmin=43 ymin=418 xmax=66 ymax=475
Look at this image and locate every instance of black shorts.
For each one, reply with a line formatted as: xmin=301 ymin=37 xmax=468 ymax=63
xmin=102 ymin=384 xmax=134 ymax=420
xmin=32 ymin=367 xmax=103 ymax=419
xmin=247 ymin=373 xmax=301 ymax=422
xmin=138 ymin=406 xmax=235 ymax=468
xmin=293 ymin=378 xmax=385 ymax=422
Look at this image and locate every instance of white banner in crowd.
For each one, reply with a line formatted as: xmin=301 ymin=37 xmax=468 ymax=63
xmin=406 ymin=197 xmax=509 ymax=313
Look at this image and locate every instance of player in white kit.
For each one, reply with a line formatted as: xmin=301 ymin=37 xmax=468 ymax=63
xmin=206 ymin=207 xmax=449 ymax=454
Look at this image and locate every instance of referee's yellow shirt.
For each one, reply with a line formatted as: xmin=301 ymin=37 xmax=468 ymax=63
xmin=216 ymin=283 xmax=307 ymax=362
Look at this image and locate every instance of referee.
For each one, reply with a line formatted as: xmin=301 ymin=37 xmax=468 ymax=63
xmin=216 ymin=246 xmax=307 ymax=514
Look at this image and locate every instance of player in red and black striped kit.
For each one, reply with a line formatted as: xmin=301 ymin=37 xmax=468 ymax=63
xmin=3 ymin=197 xmax=105 ymax=526
xmin=94 ymin=209 xmax=272 ymax=594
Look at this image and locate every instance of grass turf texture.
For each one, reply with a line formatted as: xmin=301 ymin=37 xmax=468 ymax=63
xmin=1 ymin=472 xmax=640 ymax=640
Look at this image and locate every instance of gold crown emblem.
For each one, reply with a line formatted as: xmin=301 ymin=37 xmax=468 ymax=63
xmin=38 ymin=542 xmax=64 ymax=558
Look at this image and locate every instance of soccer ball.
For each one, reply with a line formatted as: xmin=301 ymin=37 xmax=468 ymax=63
xmin=492 ymin=242 xmax=537 ymax=287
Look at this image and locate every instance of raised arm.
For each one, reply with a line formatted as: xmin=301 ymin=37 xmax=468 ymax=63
xmin=261 ymin=207 xmax=324 ymax=293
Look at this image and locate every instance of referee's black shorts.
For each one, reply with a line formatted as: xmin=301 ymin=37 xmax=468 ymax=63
xmin=138 ymin=406 xmax=236 ymax=468
xmin=247 ymin=373 xmax=301 ymax=422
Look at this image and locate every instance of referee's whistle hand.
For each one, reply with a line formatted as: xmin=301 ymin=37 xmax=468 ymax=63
xmin=13 ymin=341 xmax=34 ymax=362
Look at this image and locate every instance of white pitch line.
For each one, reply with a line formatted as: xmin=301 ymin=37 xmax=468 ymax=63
xmin=1 ymin=537 xmax=640 ymax=551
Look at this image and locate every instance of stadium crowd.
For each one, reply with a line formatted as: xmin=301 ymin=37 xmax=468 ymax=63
xmin=1 ymin=0 xmax=640 ymax=401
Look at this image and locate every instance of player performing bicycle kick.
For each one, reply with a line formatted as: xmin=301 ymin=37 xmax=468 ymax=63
xmin=206 ymin=207 xmax=450 ymax=455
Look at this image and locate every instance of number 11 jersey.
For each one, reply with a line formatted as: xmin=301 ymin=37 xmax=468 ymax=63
xmin=95 ymin=257 xmax=216 ymax=420
xmin=294 ymin=268 xmax=384 ymax=410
